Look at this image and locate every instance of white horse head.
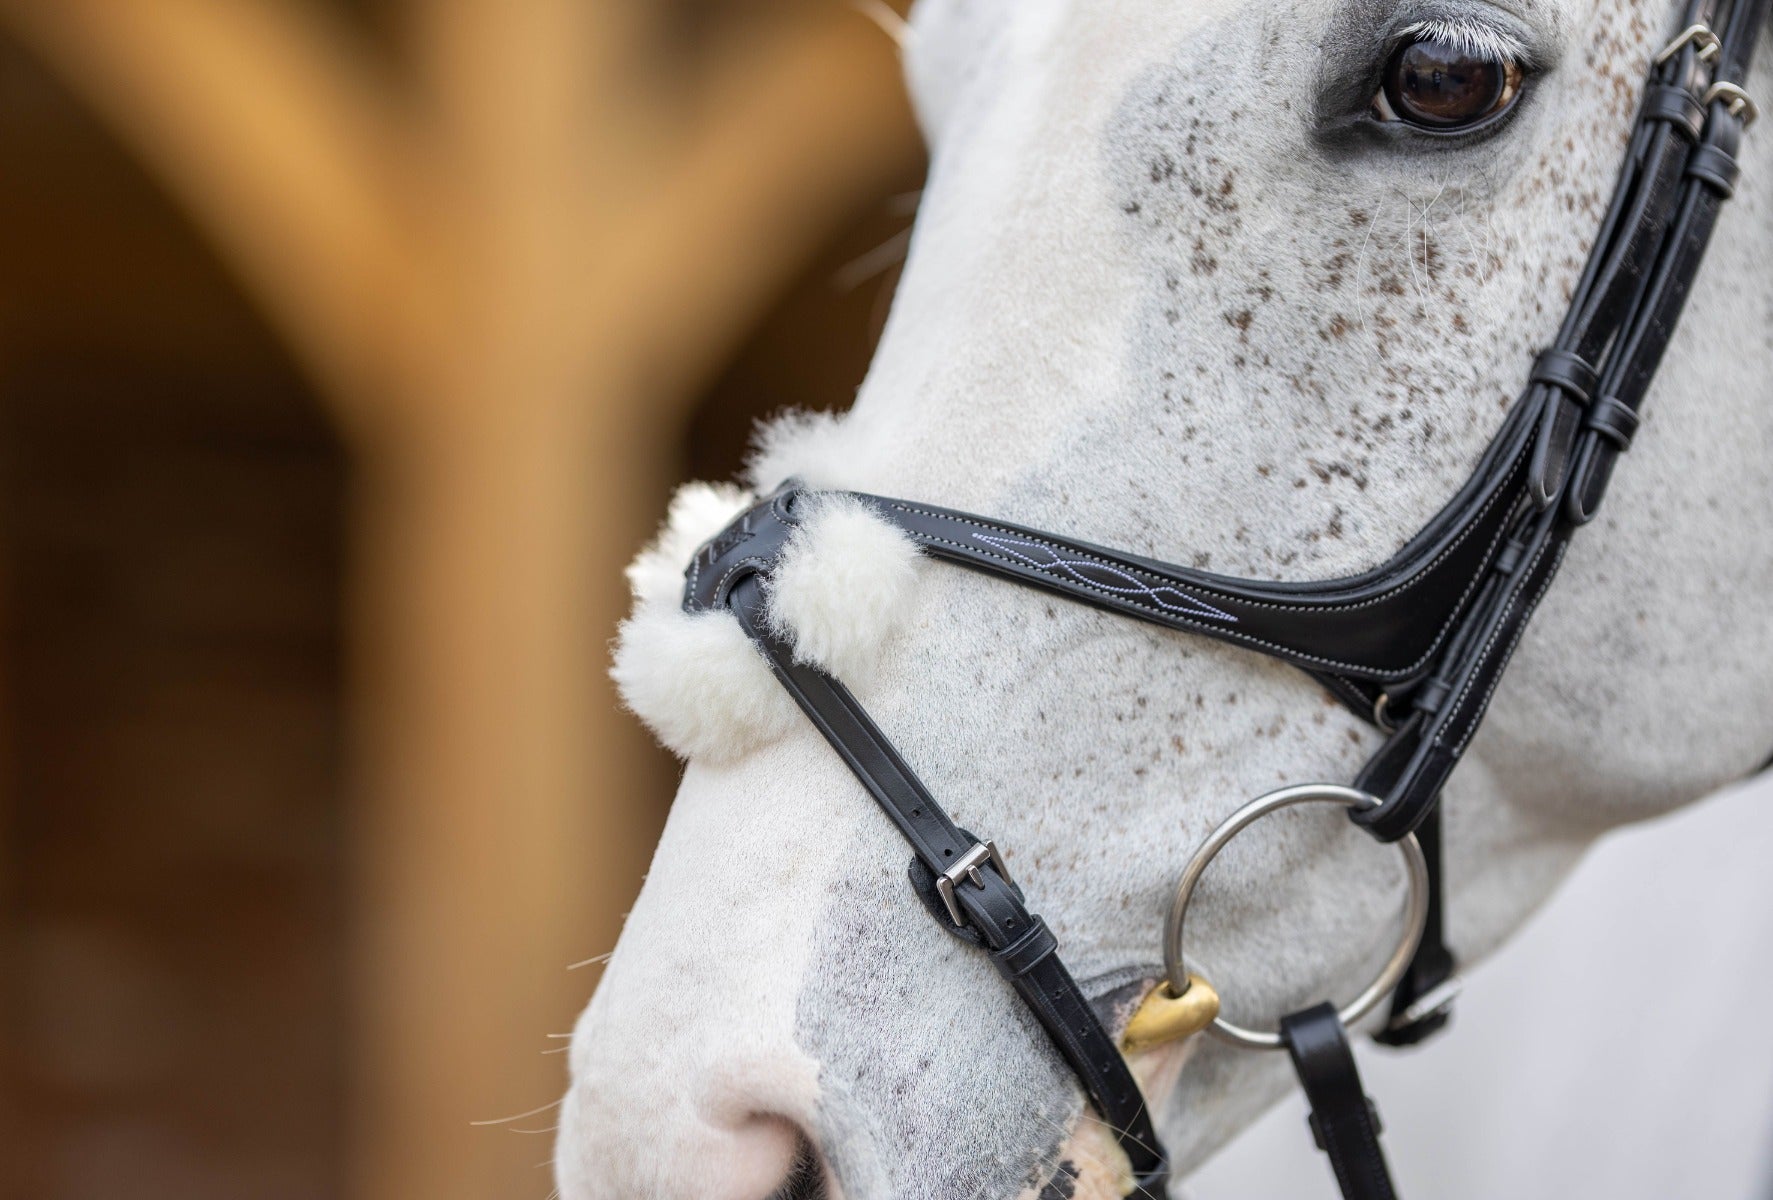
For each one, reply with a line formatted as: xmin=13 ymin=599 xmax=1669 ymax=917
xmin=560 ymin=0 xmax=1773 ymax=1196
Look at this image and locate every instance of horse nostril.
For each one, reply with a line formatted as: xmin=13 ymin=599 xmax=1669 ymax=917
xmin=717 ymin=1118 xmax=827 ymax=1200
xmin=767 ymin=1135 xmax=829 ymax=1200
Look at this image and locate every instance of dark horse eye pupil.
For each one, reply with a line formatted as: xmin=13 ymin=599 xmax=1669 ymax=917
xmin=1385 ymin=38 xmax=1506 ymax=127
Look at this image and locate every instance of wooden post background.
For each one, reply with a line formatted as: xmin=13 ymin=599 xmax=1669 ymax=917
xmin=0 ymin=2 xmax=920 ymax=1195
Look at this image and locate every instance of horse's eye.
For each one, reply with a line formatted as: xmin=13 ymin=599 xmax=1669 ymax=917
xmin=1372 ymin=35 xmax=1524 ymax=130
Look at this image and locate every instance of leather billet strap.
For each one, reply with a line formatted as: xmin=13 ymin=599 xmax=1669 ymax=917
xmin=715 ymin=567 xmax=1169 ymax=1197
xmin=1282 ymin=1003 xmax=1399 ymax=1200
xmin=1566 ymin=0 xmax=1764 ymax=523
xmin=1358 ymin=0 xmax=1766 ymax=840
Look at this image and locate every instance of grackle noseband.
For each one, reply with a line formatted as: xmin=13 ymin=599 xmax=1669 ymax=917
xmin=681 ymin=3 xmax=1766 ymax=1196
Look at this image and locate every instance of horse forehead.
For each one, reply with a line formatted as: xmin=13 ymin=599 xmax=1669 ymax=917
xmin=905 ymin=0 xmax=1256 ymax=139
xmin=906 ymin=0 xmax=1610 ymax=147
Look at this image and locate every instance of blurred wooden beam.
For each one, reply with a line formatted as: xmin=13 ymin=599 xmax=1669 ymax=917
xmin=0 ymin=0 xmax=418 ymax=437
xmin=348 ymin=395 xmax=682 ymax=1200
xmin=345 ymin=5 xmax=919 ymax=1197
xmin=0 ymin=3 xmax=923 ymax=1200
xmin=345 ymin=14 xmax=918 ymax=1199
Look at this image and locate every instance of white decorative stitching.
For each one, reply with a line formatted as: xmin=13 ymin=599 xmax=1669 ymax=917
xmin=1447 ymin=538 xmax=1567 ymax=757
xmin=969 ymin=531 xmax=1238 ymax=623
xmin=886 ymin=468 xmax=1523 ymax=680
xmin=888 ymin=453 xmax=1518 ymax=615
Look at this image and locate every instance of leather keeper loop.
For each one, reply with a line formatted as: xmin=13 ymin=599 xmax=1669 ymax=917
xmin=1686 ymin=142 xmax=1741 ymax=196
xmin=1529 ymin=349 xmax=1600 ymax=404
xmin=1307 ymin=1099 xmax=1385 ymax=1152
xmin=990 ymin=917 xmax=1058 ymax=981
xmin=1413 ymin=677 xmax=1452 ymax=717
xmin=1642 ymin=83 xmax=1707 ymax=139
xmin=1492 ymin=540 xmax=1528 ymax=578
xmin=1584 ymin=396 xmax=1641 ymax=450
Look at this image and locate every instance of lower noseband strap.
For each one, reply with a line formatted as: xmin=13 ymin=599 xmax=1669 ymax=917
xmin=717 ymin=569 xmax=1169 ymax=1195
xmin=1283 ymin=1004 xmax=1399 ymax=1200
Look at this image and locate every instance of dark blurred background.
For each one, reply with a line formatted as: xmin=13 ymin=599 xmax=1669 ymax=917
xmin=0 ymin=2 xmax=923 ymax=1197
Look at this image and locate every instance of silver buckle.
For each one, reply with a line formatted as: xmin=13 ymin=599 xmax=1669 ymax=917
xmin=1703 ymin=81 xmax=1760 ymax=128
xmin=935 ymin=841 xmax=1014 ymax=926
xmin=1372 ymin=691 xmax=1398 ymax=733
xmin=1392 ymin=975 xmax=1466 ymax=1029
xmin=1654 ymin=23 xmax=1721 ymax=65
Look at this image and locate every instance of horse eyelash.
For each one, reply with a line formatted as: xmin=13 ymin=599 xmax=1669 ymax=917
xmin=1395 ymin=16 xmax=1534 ymax=66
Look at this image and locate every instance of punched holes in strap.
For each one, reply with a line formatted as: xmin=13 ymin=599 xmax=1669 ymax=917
xmin=1583 ymin=396 xmax=1641 ymax=451
xmin=1686 ymin=142 xmax=1741 ymax=196
xmin=1642 ymin=82 xmax=1708 ymax=140
xmin=1529 ymin=349 xmax=1600 ymax=404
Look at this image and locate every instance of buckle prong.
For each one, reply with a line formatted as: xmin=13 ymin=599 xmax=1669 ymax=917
xmin=1392 ymin=976 xmax=1466 ymax=1030
xmin=1703 ymin=81 xmax=1760 ymax=128
xmin=935 ymin=841 xmax=1014 ymax=926
xmin=1654 ymin=23 xmax=1721 ymax=65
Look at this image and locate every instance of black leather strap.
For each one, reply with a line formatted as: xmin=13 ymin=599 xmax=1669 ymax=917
xmin=709 ymin=562 xmax=1168 ymax=1195
xmin=1373 ymin=807 xmax=1457 ymax=1047
xmin=1566 ymin=0 xmax=1762 ymax=524
xmin=1529 ymin=348 xmax=1601 ymax=403
xmin=1355 ymin=0 xmax=1766 ymax=836
xmin=1282 ymin=1003 xmax=1399 ymax=1200
xmin=844 ymin=401 xmax=1535 ymax=691
xmin=1528 ymin=0 xmax=1719 ymax=507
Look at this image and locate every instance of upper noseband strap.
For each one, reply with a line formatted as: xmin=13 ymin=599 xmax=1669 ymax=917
xmin=706 ymin=563 xmax=1169 ymax=1195
xmin=846 ymin=402 xmax=1535 ymax=690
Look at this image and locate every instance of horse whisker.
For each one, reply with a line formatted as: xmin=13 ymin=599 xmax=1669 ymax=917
xmin=1030 ymin=1110 xmax=1121 ymax=1179
xmin=851 ymin=0 xmax=912 ymax=48
xmin=835 ymin=228 xmax=914 ymax=292
xmin=470 ymin=1099 xmax=562 ymax=1127
xmin=1351 ymin=201 xmax=1380 ymax=328
xmin=1075 ymin=1106 xmax=1164 ymax=1161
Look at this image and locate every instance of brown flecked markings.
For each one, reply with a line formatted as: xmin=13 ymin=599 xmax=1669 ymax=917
xmin=1093 ymin=4 xmax=1660 ymax=581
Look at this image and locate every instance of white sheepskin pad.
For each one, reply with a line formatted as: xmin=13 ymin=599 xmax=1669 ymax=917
xmin=612 ymin=483 xmax=792 ymax=763
xmin=612 ymin=484 xmax=923 ymax=763
xmin=765 ymin=494 xmax=922 ymax=681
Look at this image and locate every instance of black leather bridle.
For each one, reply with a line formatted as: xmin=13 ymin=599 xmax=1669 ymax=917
xmin=679 ymin=3 xmax=1766 ymax=1196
